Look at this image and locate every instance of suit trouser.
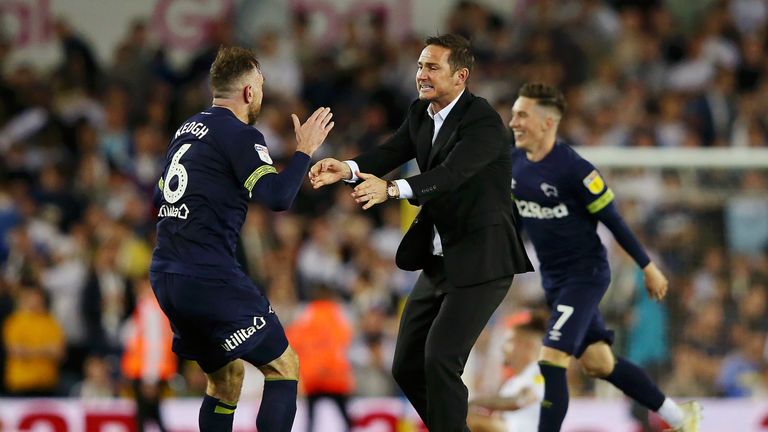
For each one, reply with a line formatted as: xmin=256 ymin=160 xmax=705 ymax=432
xmin=392 ymin=258 xmax=513 ymax=432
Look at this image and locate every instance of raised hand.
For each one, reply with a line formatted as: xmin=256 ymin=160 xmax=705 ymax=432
xmin=309 ymin=158 xmax=351 ymax=188
xmin=292 ymin=107 xmax=334 ymax=157
xmin=351 ymin=171 xmax=387 ymax=210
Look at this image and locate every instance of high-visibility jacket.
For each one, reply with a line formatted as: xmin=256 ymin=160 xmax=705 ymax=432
xmin=121 ymin=292 xmax=176 ymax=382
xmin=286 ymin=300 xmax=354 ymax=394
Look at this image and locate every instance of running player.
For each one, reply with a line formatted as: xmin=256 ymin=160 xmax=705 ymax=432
xmin=509 ymin=82 xmax=701 ymax=432
xmin=150 ymin=46 xmax=334 ymax=432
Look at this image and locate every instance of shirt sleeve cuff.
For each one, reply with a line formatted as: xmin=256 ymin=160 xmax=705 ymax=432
xmin=343 ymin=160 xmax=359 ymax=183
xmin=395 ymin=179 xmax=413 ymax=199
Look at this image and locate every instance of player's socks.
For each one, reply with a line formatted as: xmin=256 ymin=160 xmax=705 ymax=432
xmin=656 ymin=397 xmax=685 ymax=428
xmin=538 ymin=361 xmax=569 ymax=432
xmin=603 ymin=356 xmax=665 ymax=411
xmin=199 ymin=394 xmax=236 ymax=432
xmin=256 ymin=379 xmax=298 ymax=432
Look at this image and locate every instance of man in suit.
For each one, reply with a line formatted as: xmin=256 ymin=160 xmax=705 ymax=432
xmin=309 ymin=34 xmax=532 ymax=432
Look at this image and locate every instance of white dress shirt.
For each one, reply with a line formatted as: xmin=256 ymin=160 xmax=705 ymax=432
xmin=345 ymin=90 xmax=465 ymax=256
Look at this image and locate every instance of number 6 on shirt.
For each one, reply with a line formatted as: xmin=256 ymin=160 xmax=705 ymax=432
xmin=163 ymin=144 xmax=192 ymax=203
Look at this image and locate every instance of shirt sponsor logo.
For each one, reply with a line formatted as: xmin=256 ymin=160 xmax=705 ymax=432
xmin=515 ymin=200 xmax=569 ymax=219
xmin=158 ymin=203 xmax=190 ymax=219
xmin=582 ymin=170 xmax=605 ymax=195
xmin=221 ymin=316 xmax=267 ymax=352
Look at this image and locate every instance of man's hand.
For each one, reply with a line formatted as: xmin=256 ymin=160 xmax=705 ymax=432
xmin=643 ymin=262 xmax=668 ymax=301
xmin=351 ymin=172 xmax=387 ymax=210
xmin=309 ymin=158 xmax=351 ymax=188
xmin=291 ymin=107 xmax=334 ymax=157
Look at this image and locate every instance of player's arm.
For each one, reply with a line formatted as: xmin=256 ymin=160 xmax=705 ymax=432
xmin=232 ymin=108 xmax=333 ymax=211
xmin=576 ymin=163 xmax=668 ymax=300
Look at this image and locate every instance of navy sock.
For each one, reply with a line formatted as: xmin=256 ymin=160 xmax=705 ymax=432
xmin=538 ymin=361 xmax=569 ymax=432
xmin=256 ymin=379 xmax=298 ymax=432
xmin=603 ymin=356 xmax=665 ymax=411
xmin=199 ymin=394 xmax=236 ymax=432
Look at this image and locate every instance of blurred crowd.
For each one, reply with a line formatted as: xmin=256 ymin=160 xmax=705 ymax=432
xmin=0 ymin=0 xmax=767 ymax=410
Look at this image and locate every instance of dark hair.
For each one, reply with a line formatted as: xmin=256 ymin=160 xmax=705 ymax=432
xmin=209 ymin=46 xmax=261 ymax=97
xmin=424 ymin=34 xmax=474 ymax=75
xmin=518 ymin=82 xmax=567 ymax=116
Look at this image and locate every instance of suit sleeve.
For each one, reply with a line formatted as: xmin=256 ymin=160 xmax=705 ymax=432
xmin=223 ymin=127 xmax=310 ymax=211
xmin=571 ymin=158 xmax=650 ymax=268
xmin=353 ymin=101 xmax=418 ymax=177
xmin=405 ymin=104 xmax=506 ymax=205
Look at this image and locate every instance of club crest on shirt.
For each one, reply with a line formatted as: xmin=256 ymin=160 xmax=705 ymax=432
xmin=540 ymin=183 xmax=558 ymax=197
xmin=582 ymin=170 xmax=605 ymax=195
xmin=254 ymin=144 xmax=273 ymax=164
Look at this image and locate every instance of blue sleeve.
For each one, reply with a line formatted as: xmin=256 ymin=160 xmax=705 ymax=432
xmin=250 ymin=152 xmax=311 ymax=211
xmin=595 ymin=203 xmax=651 ymax=268
xmin=222 ymin=126 xmax=310 ymax=211
xmin=571 ymin=157 xmax=650 ymax=268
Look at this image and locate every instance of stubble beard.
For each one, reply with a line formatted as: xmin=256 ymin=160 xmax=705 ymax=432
xmin=247 ymin=101 xmax=261 ymax=125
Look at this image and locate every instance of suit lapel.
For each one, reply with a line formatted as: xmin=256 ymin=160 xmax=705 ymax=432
xmin=416 ymin=110 xmax=433 ymax=171
xmin=427 ymin=91 xmax=472 ymax=168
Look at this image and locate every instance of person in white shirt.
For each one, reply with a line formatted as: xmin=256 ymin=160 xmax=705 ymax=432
xmin=468 ymin=310 xmax=547 ymax=432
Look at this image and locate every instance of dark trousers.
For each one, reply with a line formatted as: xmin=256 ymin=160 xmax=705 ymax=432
xmin=391 ymin=258 xmax=512 ymax=432
xmin=132 ymin=380 xmax=168 ymax=432
xmin=307 ymin=393 xmax=352 ymax=432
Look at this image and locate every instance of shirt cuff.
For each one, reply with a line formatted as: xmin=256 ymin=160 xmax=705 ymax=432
xmin=394 ymin=179 xmax=413 ymax=199
xmin=343 ymin=160 xmax=359 ymax=183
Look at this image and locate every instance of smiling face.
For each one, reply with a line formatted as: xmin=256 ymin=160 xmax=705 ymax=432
xmin=415 ymin=45 xmax=467 ymax=111
xmin=509 ymin=96 xmax=555 ymax=153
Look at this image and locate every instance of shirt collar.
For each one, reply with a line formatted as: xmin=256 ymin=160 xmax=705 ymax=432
xmin=427 ymin=89 xmax=465 ymax=121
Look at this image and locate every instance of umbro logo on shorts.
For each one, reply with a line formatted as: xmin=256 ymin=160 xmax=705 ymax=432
xmin=221 ymin=316 xmax=267 ymax=352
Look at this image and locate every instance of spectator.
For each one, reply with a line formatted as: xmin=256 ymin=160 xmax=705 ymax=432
xmin=2 ymin=286 xmax=65 ymax=396
xmin=286 ymin=285 xmax=355 ymax=432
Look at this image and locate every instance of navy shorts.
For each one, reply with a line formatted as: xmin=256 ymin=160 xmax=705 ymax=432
xmin=149 ymin=271 xmax=289 ymax=373
xmin=541 ymin=264 xmax=615 ymax=358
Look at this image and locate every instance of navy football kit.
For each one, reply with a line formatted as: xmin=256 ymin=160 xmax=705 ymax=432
xmin=150 ymin=106 xmax=309 ymax=372
xmin=511 ymin=141 xmax=650 ymax=357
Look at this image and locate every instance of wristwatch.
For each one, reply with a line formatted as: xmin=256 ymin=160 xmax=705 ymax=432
xmin=386 ymin=181 xmax=399 ymax=199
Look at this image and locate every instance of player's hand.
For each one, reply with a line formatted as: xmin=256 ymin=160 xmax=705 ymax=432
xmin=351 ymin=172 xmax=387 ymax=210
xmin=309 ymin=158 xmax=351 ymax=188
xmin=292 ymin=107 xmax=334 ymax=157
xmin=643 ymin=262 xmax=668 ymax=301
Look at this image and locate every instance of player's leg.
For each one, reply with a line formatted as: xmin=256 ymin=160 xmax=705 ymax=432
xmin=537 ymin=272 xmax=609 ymax=432
xmin=199 ymin=359 xmax=245 ymax=432
xmin=148 ymin=272 xmax=245 ymax=432
xmin=579 ymin=340 xmax=700 ymax=431
xmin=537 ymin=346 xmax=571 ymax=432
xmin=250 ymin=345 xmax=300 ymax=432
